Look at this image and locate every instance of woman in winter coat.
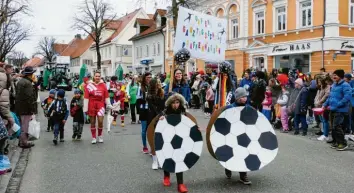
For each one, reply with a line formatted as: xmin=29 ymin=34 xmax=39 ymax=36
xmin=147 ymin=78 xmax=165 ymax=170
xmin=314 ymin=77 xmax=331 ymax=141
xmin=164 ymin=69 xmax=191 ymax=105
xmin=138 ymin=72 xmax=152 ymax=154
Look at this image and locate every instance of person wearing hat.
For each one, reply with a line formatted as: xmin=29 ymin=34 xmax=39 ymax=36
xmin=224 ymin=87 xmax=251 ymax=185
xmin=323 ymin=69 xmax=352 ymax=151
xmin=15 ymin=66 xmax=37 ymax=148
xmin=48 ymin=89 xmax=69 ymax=145
xmin=41 ymin=89 xmax=56 ymax=132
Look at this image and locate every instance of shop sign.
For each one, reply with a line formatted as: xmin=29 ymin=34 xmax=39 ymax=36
xmin=341 ymin=41 xmax=354 ymax=50
xmin=140 ymin=59 xmax=154 ymax=65
xmin=271 ymin=43 xmax=311 ymax=54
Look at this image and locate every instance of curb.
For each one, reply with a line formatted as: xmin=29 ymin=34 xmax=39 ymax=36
xmin=0 ymin=139 xmax=21 ymax=193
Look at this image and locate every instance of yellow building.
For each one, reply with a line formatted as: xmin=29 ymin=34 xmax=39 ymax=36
xmin=165 ymin=0 xmax=354 ymax=77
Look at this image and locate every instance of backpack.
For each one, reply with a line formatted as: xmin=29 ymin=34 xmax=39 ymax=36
xmin=51 ymin=99 xmax=67 ymax=118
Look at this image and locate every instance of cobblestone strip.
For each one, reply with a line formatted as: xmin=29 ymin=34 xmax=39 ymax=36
xmin=4 ymin=149 xmax=31 ymax=193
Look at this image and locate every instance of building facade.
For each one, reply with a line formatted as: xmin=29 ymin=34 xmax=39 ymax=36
xmin=90 ymin=9 xmax=148 ymax=76
xmin=129 ymin=9 xmax=167 ymax=74
xmin=165 ymin=0 xmax=354 ymax=77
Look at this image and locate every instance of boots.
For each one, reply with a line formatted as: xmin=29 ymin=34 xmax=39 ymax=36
xmin=163 ymin=176 xmax=171 ymax=186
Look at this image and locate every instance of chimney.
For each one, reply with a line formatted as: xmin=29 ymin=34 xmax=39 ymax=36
xmin=75 ymin=34 xmax=82 ymax=39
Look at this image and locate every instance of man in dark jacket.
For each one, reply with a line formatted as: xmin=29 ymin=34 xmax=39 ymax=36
xmin=15 ymin=66 xmax=37 ymax=148
xmin=250 ymin=71 xmax=267 ymax=111
xmin=323 ymin=69 xmax=351 ymax=151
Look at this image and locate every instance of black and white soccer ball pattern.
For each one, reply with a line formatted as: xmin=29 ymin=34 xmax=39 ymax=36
xmin=210 ymin=106 xmax=278 ymax=172
xmin=155 ymin=114 xmax=203 ymax=173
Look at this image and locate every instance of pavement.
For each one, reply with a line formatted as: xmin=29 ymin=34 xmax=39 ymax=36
xmin=2 ymin=91 xmax=354 ymax=193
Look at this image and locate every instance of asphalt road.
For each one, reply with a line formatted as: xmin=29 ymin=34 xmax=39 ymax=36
xmin=18 ymin=91 xmax=354 ymax=193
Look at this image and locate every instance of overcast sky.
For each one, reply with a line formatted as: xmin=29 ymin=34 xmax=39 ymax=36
xmin=15 ymin=0 xmax=168 ymax=58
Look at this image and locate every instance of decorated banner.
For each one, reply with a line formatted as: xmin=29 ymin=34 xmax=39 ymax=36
xmin=173 ymin=7 xmax=227 ymax=62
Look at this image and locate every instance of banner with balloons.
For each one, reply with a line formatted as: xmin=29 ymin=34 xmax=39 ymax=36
xmin=173 ymin=7 xmax=227 ymax=62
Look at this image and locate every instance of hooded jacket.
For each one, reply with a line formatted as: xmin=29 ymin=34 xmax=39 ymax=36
xmin=323 ymin=80 xmax=351 ymax=113
xmin=262 ymin=91 xmax=272 ymax=110
xmin=0 ymin=67 xmax=11 ymax=119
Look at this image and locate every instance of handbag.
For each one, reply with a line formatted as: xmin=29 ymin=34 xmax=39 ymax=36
xmin=204 ymin=101 xmax=209 ymax=108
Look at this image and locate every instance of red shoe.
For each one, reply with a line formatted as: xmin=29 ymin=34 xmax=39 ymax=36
xmin=163 ymin=176 xmax=171 ymax=186
xmin=142 ymin=147 xmax=149 ymax=154
xmin=178 ymin=184 xmax=188 ymax=193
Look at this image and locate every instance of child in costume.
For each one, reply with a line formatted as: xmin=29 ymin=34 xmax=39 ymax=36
xmin=159 ymin=93 xmax=190 ymax=193
xmin=41 ymin=89 xmax=56 ymax=132
xmin=48 ymin=89 xmax=69 ymax=145
xmin=261 ymin=86 xmax=272 ymax=121
xmin=112 ymin=83 xmax=125 ymax=127
xmin=70 ymin=89 xmax=84 ymax=140
xmin=225 ymin=87 xmax=252 ymax=185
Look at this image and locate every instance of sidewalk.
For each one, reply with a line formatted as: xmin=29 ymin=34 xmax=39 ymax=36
xmin=0 ymin=139 xmax=22 ymax=193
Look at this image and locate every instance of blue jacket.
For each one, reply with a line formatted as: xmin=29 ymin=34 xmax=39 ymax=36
xmin=349 ymin=80 xmax=354 ymax=106
xmin=239 ymin=78 xmax=252 ymax=91
xmin=164 ymin=83 xmax=191 ymax=103
xmin=323 ymin=80 xmax=351 ymax=113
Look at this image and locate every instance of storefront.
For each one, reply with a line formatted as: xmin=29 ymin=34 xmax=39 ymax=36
xmin=268 ymin=41 xmax=315 ymax=73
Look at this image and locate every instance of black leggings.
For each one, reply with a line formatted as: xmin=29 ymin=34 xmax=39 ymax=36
xmin=164 ymin=171 xmax=183 ymax=184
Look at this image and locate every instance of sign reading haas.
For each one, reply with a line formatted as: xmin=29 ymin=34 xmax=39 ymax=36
xmin=341 ymin=41 xmax=354 ymax=50
xmin=272 ymin=43 xmax=311 ymax=53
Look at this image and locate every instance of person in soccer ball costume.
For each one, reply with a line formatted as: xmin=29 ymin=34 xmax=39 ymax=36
xmin=225 ymin=87 xmax=252 ymax=185
xmin=159 ymin=93 xmax=190 ymax=193
xmin=83 ymin=71 xmax=112 ymax=144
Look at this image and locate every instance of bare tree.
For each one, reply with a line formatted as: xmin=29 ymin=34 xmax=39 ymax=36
xmin=72 ymin=0 xmax=117 ymax=70
xmin=0 ymin=0 xmax=30 ymax=30
xmin=0 ymin=18 xmax=29 ymax=61
xmin=8 ymin=50 xmax=28 ymax=67
xmin=36 ymin=36 xmax=56 ymax=62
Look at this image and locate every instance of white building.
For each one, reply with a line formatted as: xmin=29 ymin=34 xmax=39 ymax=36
xmin=89 ymin=8 xmax=150 ymax=76
xmin=129 ymin=9 xmax=167 ymax=74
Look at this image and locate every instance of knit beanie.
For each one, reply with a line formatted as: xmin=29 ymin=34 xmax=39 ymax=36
xmin=295 ymin=78 xmax=303 ymax=86
xmin=57 ymin=89 xmax=65 ymax=98
xmin=344 ymin=73 xmax=352 ymax=79
xmin=74 ymin=89 xmax=81 ymax=94
xmin=333 ymin=69 xmax=345 ymax=79
xmin=49 ymin=89 xmax=56 ymax=95
xmin=235 ymin=87 xmax=248 ymax=100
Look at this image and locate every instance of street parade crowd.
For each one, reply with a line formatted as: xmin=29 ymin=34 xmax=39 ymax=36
xmin=0 ymin=57 xmax=353 ymax=193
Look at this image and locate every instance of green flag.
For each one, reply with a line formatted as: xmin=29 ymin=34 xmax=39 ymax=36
xmin=116 ymin=64 xmax=124 ymax=81
xmin=78 ymin=64 xmax=87 ymax=85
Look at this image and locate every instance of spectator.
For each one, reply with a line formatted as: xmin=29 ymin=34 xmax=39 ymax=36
xmin=250 ymin=71 xmax=267 ymax=111
xmin=314 ymin=77 xmax=331 ymax=141
xmin=0 ymin=63 xmax=14 ymax=129
xmin=323 ymin=69 xmax=351 ymax=151
xmin=291 ymin=78 xmax=309 ymax=136
xmin=15 ymin=66 xmax=37 ymax=148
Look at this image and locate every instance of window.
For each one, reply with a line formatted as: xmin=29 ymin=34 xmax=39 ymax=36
xmin=350 ymin=0 xmax=354 ymax=24
xmin=146 ymin=45 xmax=149 ymax=57
xmin=123 ymin=48 xmax=128 ymax=56
xmin=300 ymin=1 xmax=312 ymax=27
xmin=108 ymin=47 xmax=111 ymax=58
xmin=255 ymin=11 xmax=265 ymax=35
xmin=136 ymin=47 xmax=138 ymax=58
xmin=153 ymin=43 xmax=156 ymax=55
xmin=157 ymin=42 xmax=160 ymax=55
xmin=231 ymin=19 xmax=239 ymax=39
xmin=276 ymin=7 xmax=286 ymax=31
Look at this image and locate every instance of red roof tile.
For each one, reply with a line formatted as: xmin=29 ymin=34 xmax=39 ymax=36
xmin=135 ymin=18 xmax=154 ymax=27
xmin=53 ymin=43 xmax=68 ymax=55
xmin=154 ymin=9 xmax=167 ymax=20
xmin=71 ymin=35 xmax=94 ymax=58
xmin=129 ymin=25 xmax=164 ymax=41
xmin=148 ymin=14 xmax=154 ymax=19
xmin=23 ymin=57 xmax=43 ymax=68
xmin=101 ymin=9 xmax=141 ymax=45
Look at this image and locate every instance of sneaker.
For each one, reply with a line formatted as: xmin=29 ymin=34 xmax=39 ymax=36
xmin=177 ymin=184 xmax=188 ymax=193
xmin=336 ymin=144 xmax=348 ymax=151
xmin=330 ymin=143 xmax=338 ymax=149
xmin=112 ymin=121 xmax=117 ymax=126
xmin=142 ymin=147 xmax=149 ymax=154
xmin=348 ymin=135 xmax=354 ymax=142
xmin=121 ymin=123 xmax=125 ymax=127
xmin=152 ymin=156 xmax=158 ymax=170
xmin=239 ymin=177 xmax=252 ymax=185
xmin=315 ymin=131 xmax=323 ymax=136
xmin=131 ymin=121 xmax=136 ymax=124
xmin=294 ymin=131 xmax=300 ymax=135
xmin=60 ymin=139 xmax=64 ymax=142
xmin=98 ymin=136 xmax=104 ymax=143
xmin=72 ymin=134 xmax=76 ymax=141
xmin=53 ymin=137 xmax=58 ymax=145
xmin=302 ymin=132 xmax=307 ymax=136
xmin=280 ymin=130 xmax=288 ymax=133
xmin=91 ymin=138 xmax=97 ymax=144
xmin=76 ymin=135 xmax=82 ymax=141
xmin=163 ymin=176 xmax=171 ymax=186
xmin=317 ymin=135 xmax=329 ymax=141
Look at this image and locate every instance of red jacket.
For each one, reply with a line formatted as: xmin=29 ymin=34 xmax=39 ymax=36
xmin=262 ymin=91 xmax=272 ymax=110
